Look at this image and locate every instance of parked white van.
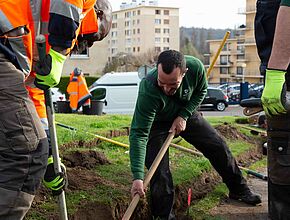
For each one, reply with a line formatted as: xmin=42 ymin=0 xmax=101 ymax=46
xmin=89 ymin=72 xmax=141 ymax=114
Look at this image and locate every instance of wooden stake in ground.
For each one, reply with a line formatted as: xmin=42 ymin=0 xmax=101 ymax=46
xmin=122 ymin=131 xmax=175 ymax=220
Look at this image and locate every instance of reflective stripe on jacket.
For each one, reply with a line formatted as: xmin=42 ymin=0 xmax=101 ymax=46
xmin=67 ymin=71 xmax=91 ymax=111
xmin=0 ymin=0 xmax=97 ymax=75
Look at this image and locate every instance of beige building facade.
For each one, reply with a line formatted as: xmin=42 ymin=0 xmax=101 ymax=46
xmin=205 ymin=0 xmax=263 ymax=84
xmin=62 ymin=2 xmax=180 ymax=76
xmin=108 ymin=4 xmax=179 ymax=60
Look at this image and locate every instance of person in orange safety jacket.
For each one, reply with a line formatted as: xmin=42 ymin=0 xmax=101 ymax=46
xmin=0 ymin=0 xmax=111 ymax=218
xmin=67 ymin=67 xmax=92 ymax=112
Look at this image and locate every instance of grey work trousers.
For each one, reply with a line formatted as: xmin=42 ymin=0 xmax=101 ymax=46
xmin=145 ymin=112 xmax=248 ymax=220
xmin=0 ymin=52 xmax=48 ymax=220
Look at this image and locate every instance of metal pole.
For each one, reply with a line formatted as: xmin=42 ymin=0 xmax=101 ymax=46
xmin=206 ymin=31 xmax=231 ymax=79
xmin=36 ymin=35 xmax=68 ymax=220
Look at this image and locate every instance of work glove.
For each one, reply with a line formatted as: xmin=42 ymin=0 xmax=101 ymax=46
xmin=43 ymin=155 xmax=67 ymax=196
xmin=261 ymin=69 xmax=287 ymax=116
xmin=35 ymin=48 xmax=66 ymax=90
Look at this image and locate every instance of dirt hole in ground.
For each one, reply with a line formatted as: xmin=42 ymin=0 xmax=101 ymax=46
xmin=216 ymin=123 xmax=251 ymax=142
xmin=63 ymin=150 xmax=110 ymax=169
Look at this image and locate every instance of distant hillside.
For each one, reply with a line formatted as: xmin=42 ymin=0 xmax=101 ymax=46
xmin=180 ymin=27 xmax=236 ymax=59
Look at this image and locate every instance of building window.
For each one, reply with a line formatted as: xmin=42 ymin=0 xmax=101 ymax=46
xmin=137 ymin=47 xmax=140 ymax=52
xmin=133 ymin=29 xmax=136 ymax=35
xmin=220 ymin=67 xmax=228 ymax=74
xmin=163 ymin=37 xmax=169 ymax=43
xmin=155 ymin=47 xmax=161 ymax=53
xmin=164 ymin=10 xmax=169 ymax=15
xmin=155 ymin=37 xmax=161 ymax=43
xmin=220 ymin=78 xmax=228 ymax=84
xmin=112 ymin=14 xmax=117 ymax=20
xmin=125 ymin=11 xmax=131 ymax=18
xmin=112 ymin=23 xmax=117 ymax=28
xmin=220 ymin=55 xmax=228 ymax=65
xmin=111 ymin=31 xmax=117 ymax=37
xmin=70 ymin=47 xmax=89 ymax=59
xmin=111 ymin=48 xmax=117 ymax=54
xmin=133 ymin=47 xmax=136 ymax=52
xmin=137 ymin=10 xmax=140 ymax=15
xmin=163 ymin=47 xmax=170 ymax=51
xmin=237 ymin=45 xmax=244 ymax=52
xmin=133 ymin=11 xmax=136 ymax=16
xmin=137 ymin=28 xmax=140 ymax=34
xmin=155 ymin=28 xmax=161 ymax=33
xmin=222 ymin=43 xmax=228 ymax=51
xmin=237 ymin=54 xmax=245 ymax=60
xmin=125 ymin=30 xmax=131 ymax=36
xmin=126 ymin=38 xmax=132 ymax=44
xmin=163 ymin=28 xmax=170 ymax=34
xmin=237 ymin=66 xmax=244 ymax=75
xmin=155 ymin=9 xmax=161 ymax=15
xmin=155 ymin=19 xmax=161 ymax=25
xmin=164 ymin=19 xmax=170 ymax=25
xmin=133 ymin=20 xmax=135 ymax=25
xmin=137 ymin=19 xmax=140 ymax=24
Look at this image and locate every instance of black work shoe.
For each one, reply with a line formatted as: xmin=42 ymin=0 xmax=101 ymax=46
xmin=229 ymin=189 xmax=262 ymax=205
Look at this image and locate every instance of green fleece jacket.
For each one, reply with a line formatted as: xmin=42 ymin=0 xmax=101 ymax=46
xmin=129 ymin=56 xmax=208 ymax=180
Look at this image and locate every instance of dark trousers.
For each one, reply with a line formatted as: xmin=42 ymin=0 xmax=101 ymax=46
xmin=0 ymin=52 xmax=48 ymax=219
xmin=255 ymin=1 xmax=290 ymax=219
xmin=267 ymin=115 xmax=290 ymax=220
xmin=145 ymin=113 xmax=248 ymax=220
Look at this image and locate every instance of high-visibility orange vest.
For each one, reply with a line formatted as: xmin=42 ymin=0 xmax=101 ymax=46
xmin=0 ymin=0 xmax=98 ymax=75
xmin=0 ymin=0 xmax=98 ymax=119
xmin=67 ymin=70 xmax=91 ymax=112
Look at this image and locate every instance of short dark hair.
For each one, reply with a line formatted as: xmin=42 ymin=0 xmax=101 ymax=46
xmin=157 ymin=50 xmax=186 ymax=74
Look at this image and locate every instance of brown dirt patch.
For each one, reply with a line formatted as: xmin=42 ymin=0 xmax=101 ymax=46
xmin=215 ymin=123 xmax=251 ymax=142
xmin=67 ymin=167 xmax=103 ymax=191
xmin=63 ymin=150 xmax=110 ymax=169
xmin=72 ymin=202 xmax=114 ymax=220
xmin=210 ymin=167 xmax=269 ymax=220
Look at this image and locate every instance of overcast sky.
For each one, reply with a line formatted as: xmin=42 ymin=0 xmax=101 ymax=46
xmin=111 ymin=0 xmax=246 ymax=29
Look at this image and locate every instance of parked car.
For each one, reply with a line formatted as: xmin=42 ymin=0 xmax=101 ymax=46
xmin=218 ymin=83 xmax=241 ymax=95
xmin=200 ymin=87 xmax=229 ymax=111
xmin=248 ymin=84 xmax=264 ymax=98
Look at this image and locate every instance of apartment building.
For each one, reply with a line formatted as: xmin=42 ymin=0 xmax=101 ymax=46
xmin=205 ymin=0 xmax=262 ymax=84
xmin=62 ymin=1 xmax=179 ymax=76
xmin=108 ymin=1 xmax=179 ymax=60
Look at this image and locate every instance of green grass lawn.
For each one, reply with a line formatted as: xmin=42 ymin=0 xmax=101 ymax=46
xmin=26 ymin=114 xmax=263 ymax=220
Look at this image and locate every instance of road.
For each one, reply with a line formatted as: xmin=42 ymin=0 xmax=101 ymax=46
xmin=200 ymin=105 xmax=244 ymax=117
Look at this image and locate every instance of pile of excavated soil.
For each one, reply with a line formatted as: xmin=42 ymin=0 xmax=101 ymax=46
xmin=215 ymin=123 xmax=252 ymax=142
xmin=63 ymin=150 xmax=110 ymax=169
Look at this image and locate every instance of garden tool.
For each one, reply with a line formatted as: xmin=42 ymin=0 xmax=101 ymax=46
xmin=36 ymin=34 xmax=68 ymax=220
xmin=122 ymin=131 xmax=175 ymax=220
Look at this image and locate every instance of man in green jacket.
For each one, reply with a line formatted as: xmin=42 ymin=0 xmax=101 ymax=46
xmin=129 ymin=50 xmax=261 ymax=220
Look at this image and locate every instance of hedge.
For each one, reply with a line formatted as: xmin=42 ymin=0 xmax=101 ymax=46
xmin=57 ymin=76 xmax=100 ymax=98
